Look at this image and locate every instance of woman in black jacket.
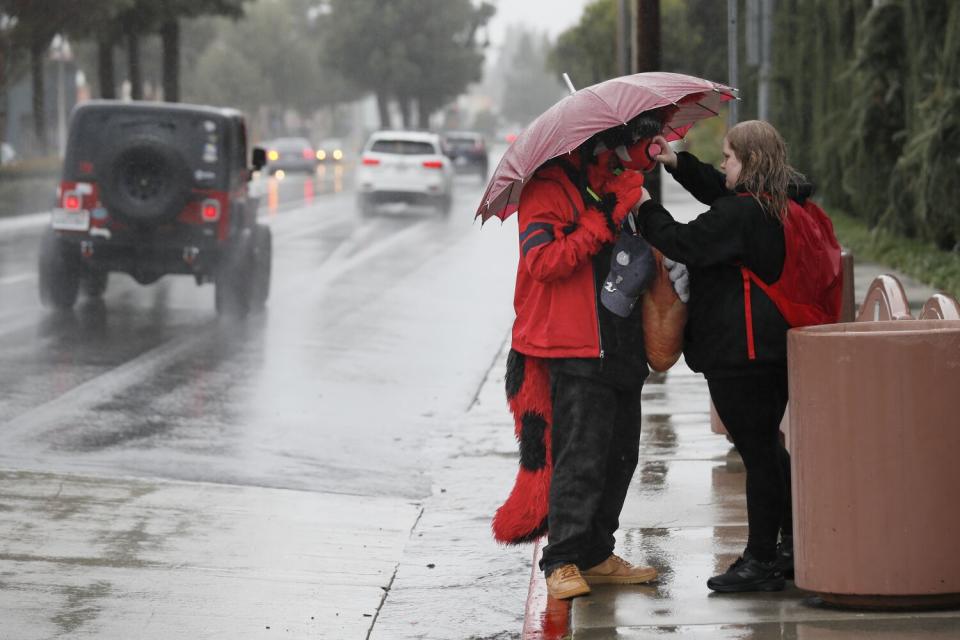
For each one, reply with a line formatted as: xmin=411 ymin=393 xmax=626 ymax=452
xmin=635 ymin=120 xmax=809 ymax=593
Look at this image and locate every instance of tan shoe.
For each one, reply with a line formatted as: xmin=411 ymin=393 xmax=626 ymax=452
xmin=582 ymin=554 xmax=658 ymax=584
xmin=545 ymin=564 xmax=591 ymax=600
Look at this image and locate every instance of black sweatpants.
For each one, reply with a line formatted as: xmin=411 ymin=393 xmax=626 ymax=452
xmin=707 ymin=369 xmax=791 ymax=562
xmin=539 ymin=367 xmax=643 ymax=577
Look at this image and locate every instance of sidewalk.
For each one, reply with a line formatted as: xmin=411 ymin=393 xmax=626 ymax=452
xmin=560 ymin=171 xmax=956 ymax=638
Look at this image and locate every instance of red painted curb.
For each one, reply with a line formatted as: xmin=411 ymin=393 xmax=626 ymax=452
xmin=522 ymin=537 xmax=571 ymax=640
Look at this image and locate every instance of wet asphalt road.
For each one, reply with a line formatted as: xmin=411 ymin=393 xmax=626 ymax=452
xmin=0 ymin=163 xmax=523 ymax=637
xmin=0 ymin=166 xmax=514 ymax=495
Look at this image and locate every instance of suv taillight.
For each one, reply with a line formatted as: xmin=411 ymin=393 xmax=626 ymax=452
xmin=361 ymin=157 xmax=380 ymax=166
xmin=422 ymin=160 xmax=444 ymax=169
xmin=64 ymin=192 xmax=81 ymax=210
xmin=302 ymin=148 xmax=314 ymax=160
xmin=201 ymin=199 xmax=221 ymax=222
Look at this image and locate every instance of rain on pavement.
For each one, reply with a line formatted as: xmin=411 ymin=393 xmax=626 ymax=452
xmin=0 ymin=164 xmax=525 ymax=638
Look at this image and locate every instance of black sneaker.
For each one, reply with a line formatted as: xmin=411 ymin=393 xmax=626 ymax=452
xmin=707 ymin=551 xmax=785 ymax=593
xmin=776 ymin=534 xmax=794 ymax=580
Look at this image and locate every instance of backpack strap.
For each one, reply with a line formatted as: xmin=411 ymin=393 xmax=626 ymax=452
xmin=740 ymin=266 xmax=757 ymax=361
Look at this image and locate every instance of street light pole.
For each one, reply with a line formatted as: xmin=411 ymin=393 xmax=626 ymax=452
xmin=727 ymin=0 xmax=739 ymax=128
xmin=617 ymin=0 xmax=630 ymax=76
xmin=635 ymin=0 xmax=662 ymax=201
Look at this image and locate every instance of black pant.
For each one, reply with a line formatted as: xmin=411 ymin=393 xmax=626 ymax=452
xmin=708 ymin=370 xmax=791 ymax=562
xmin=539 ymin=366 xmax=643 ymax=576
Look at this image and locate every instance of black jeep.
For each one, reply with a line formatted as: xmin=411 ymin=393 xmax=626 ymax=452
xmin=39 ymin=100 xmax=270 ymax=316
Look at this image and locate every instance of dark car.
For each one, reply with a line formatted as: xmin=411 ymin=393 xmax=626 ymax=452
xmin=264 ymin=136 xmax=318 ymax=175
xmin=39 ymin=100 xmax=271 ymax=316
xmin=442 ymin=131 xmax=488 ymax=180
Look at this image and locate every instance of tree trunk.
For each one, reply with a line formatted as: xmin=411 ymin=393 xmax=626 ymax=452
xmin=635 ymin=0 xmax=662 ymax=201
xmin=416 ymin=98 xmax=430 ymax=131
xmin=398 ymin=95 xmax=412 ymax=129
xmin=160 ymin=19 xmax=180 ymax=102
xmin=127 ymin=33 xmax=142 ymax=100
xmin=0 ymin=40 xmax=7 ymax=148
xmin=375 ymin=91 xmax=391 ymax=129
xmin=97 ymin=36 xmax=116 ymax=99
xmin=30 ymin=39 xmax=47 ymax=154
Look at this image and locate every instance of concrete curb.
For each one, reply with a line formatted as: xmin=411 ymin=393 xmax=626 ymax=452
xmin=0 ymin=211 xmax=48 ymax=233
xmin=522 ymin=538 xmax=571 ymax=639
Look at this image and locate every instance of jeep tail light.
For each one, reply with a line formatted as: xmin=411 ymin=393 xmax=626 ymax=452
xmin=201 ymin=199 xmax=221 ymax=222
xmin=64 ymin=192 xmax=81 ymax=210
xmin=361 ymin=156 xmax=380 ymax=166
xmin=422 ymin=160 xmax=444 ymax=169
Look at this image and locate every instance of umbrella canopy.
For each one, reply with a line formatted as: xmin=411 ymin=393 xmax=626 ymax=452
xmin=476 ymin=72 xmax=736 ymax=222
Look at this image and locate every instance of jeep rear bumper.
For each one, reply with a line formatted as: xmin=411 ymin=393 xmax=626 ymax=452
xmin=55 ymin=232 xmax=229 ymax=285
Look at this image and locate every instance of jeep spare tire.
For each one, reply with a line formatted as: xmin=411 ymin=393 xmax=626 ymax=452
xmin=98 ymin=133 xmax=193 ymax=224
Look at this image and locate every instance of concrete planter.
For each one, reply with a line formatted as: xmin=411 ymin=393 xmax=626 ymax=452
xmin=788 ymin=320 xmax=960 ymax=608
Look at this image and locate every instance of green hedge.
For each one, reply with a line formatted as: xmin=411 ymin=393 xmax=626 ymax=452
xmin=831 ymin=208 xmax=960 ymax=300
xmin=772 ymin=0 xmax=960 ymax=252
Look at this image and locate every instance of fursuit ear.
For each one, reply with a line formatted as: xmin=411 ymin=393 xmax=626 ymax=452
xmin=492 ymin=350 xmax=553 ymax=544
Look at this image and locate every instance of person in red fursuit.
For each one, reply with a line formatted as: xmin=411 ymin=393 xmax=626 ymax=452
xmin=636 ymin=120 xmax=839 ymax=593
xmin=493 ymin=112 xmax=676 ymax=600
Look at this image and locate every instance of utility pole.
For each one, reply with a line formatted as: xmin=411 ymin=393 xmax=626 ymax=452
xmin=727 ymin=0 xmax=739 ymax=128
xmin=757 ymin=0 xmax=773 ymax=121
xmin=617 ymin=0 xmax=631 ymax=77
xmin=635 ymin=0 xmax=662 ymax=201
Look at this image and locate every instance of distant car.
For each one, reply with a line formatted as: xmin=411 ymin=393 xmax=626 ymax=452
xmin=356 ymin=130 xmax=453 ymax=218
xmin=39 ymin=100 xmax=271 ymax=316
xmin=442 ymin=131 xmax=488 ymax=180
xmin=316 ymin=138 xmax=346 ymax=163
xmin=264 ymin=137 xmax=317 ymax=175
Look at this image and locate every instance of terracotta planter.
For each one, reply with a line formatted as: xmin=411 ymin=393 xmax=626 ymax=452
xmin=788 ymin=320 xmax=960 ymax=608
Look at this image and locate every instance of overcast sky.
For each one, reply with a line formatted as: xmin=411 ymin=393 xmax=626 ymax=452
xmin=486 ymin=0 xmax=589 ymax=45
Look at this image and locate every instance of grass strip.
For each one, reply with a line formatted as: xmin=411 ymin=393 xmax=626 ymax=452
xmin=831 ymin=209 xmax=960 ymax=300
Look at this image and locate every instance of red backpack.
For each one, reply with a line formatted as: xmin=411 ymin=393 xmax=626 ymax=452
xmin=741 ymin=198 xmax=842 ymax=359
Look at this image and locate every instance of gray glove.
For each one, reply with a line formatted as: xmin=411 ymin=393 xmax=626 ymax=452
xmin=662 ymin=257 xmax=689 ymax=303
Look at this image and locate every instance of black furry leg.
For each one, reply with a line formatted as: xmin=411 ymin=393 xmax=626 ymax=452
xmin=539 ymin=367 xmax=643 ymax=576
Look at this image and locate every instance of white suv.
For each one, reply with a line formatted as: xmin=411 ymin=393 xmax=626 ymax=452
xmin=356 ymin=130 xmax=454 ymax=217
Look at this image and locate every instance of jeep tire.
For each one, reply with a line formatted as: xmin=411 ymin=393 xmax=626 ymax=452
xmin=250 ymin=224 xmax=272 ymax=311
xmin=98 ymin=132 xmax=193 ymax=225
xmin=38 ymin=229 xmax=80 ymax=310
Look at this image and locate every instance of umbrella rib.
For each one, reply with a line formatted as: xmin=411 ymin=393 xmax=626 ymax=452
xmin=695 ymin=101 xmax=720 ymax=116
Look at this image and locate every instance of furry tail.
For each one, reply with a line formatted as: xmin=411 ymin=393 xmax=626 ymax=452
xmin=492 ymin=350 xmax=553 ymax=544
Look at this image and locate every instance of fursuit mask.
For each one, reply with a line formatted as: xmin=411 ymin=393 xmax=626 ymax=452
xmin=591 ymin=110 xmax=667 ymax=174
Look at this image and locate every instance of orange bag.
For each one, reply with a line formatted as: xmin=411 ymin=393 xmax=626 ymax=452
xmin=642 ymin=249 xmax=687 ymax=371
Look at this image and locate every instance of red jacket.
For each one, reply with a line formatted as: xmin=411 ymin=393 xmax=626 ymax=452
xmin=511 ymin=162 xmax=618 ymax=358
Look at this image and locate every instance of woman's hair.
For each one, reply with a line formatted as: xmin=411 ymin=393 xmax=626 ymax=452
xmin=725 ymin=120 xmax=806 ymax=220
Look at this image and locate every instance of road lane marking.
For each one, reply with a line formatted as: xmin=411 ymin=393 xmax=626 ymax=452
xmin=0 ymin=326 xmax=216 ymax=442
xmin=0 ymin=200 xmax=419 ymax=442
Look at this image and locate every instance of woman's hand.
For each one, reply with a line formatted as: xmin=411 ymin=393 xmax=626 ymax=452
xmin=639 ymin=187 xmax=652 ymax=205
xmin=651 ymin=134 xmax=677 ymax=169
